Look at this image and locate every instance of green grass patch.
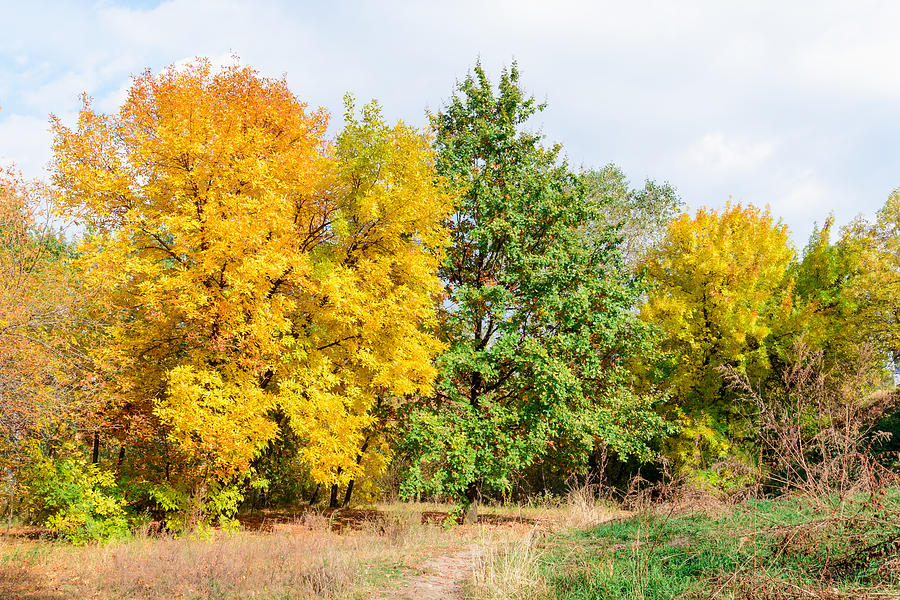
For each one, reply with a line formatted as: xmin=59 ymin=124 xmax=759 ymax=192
xmin=534 ymin=490 xmax=900 ymax=599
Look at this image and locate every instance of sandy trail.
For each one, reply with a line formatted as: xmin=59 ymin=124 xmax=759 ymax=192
xmin=375 ymin=542 xmax=484 ymax=600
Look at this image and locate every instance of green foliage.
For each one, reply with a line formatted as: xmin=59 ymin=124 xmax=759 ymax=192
xmin=142 ymin=474 xmax=263 ymax=534
xmin=788 ymin=217 xmax=871 ymax=367
xmin=581 ymin=165 xmax=682 ymax=267
xmin=399 ymin=62 xmax=665 ymax=507
xmin=248 ymin=414 xmax=316 ymax=507
xmin=20 ymin=443 xmax=130 ymax=544
xmin=844 ymin=190 xmax=900 ymax=360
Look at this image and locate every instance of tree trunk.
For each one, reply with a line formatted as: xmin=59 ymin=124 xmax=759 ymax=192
xmin=329 ymin=484 xmax=340 ymax=509
xmin=309 ymin=483 xmax=321 ymax=506
xmin=6 ymin=480 xmax=14 ymax=536
xmin=342 ymin=437 xmax=370 ymax=508
xmin=463 ymin=482 xmax=479 ymax=524
xmin=342 ymin=480 xmax=355 ymax=508
xmin=116 ymin=446 xmax=126 ymax=474
xmin=91 ymin=433 xmax=100 ymax=464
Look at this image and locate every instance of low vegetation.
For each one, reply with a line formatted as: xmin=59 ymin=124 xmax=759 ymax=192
xmin=3 ymin=483 xmax=900 ymax=599
xmin=468 ymin=489 xmax=900 ymax=600
xmin=1 ymin=504 xmax=483 ymax=599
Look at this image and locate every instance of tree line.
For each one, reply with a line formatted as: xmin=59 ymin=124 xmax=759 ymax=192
xmin=2 ymin=59 xmax=898 ymax=540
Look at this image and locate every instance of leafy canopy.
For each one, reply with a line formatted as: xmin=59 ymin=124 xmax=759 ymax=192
xmin=0 ymin=170 xmax=88 ymax=473
xmin=850 ymin=190 xmax=900 ymax=360
xmin=641 ymin=203 xmax=795 ymax=463
xmin=400 ymin=63 xmax=664 ymax=507
xmin=51 ymin=60 xmax=450 ymax=494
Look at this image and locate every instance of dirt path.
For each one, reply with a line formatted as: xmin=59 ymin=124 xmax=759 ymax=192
xmin=374 ymin=542 xmax=485 ymax=600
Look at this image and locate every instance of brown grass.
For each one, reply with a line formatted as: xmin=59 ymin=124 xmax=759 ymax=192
xmin=0 ymin=505 xmax=469 ymax=600
xmin=696 ymin=570 xmax=900 ymax=600
xmin=0 ymin=496 xmax=611 ymax=600
xmin=467 ymin=526 xmax=546 ymax=600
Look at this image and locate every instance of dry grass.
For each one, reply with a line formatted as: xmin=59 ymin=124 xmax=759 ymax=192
xmin=0 ymin=492 xmax=623 ymax=600
xmin=467 ymin=526 xmax=545 ymax=600
xmin=464 ymin=482 xmax=626 ymax=600
xmin=0 ymin=504 xmax=467 ymax=600
xmin=697 ymin=570 xmax=900 ymax=600
xmin=3 ymin=530 xmax=364 ymax=599
xmin=723 ymin=341 xmax=900 ymax=504
xmin=560 ymin=481 xmax=624 ymax=529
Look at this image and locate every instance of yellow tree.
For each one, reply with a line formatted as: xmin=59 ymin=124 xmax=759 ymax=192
xmin=641 ymin=203 xmax=795 ymax=463
xmin=851 ymin=190 xmax=900 ymax=360
xmin=51 ymin=60 xmax=449 ymax=510
xmin=276 ymin=98 xmax=450 ymax=492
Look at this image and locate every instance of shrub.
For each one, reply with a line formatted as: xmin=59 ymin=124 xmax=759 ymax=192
xmin=141 ymin=474 xmax=264 ymax=535
xmin=20 ymin=443 xmax=130 ymax=544
xmin=723 ymin=342 xmax=899 ymax=502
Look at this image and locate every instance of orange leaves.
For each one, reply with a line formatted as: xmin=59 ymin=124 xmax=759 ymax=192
xmin=50 ymin=60 xmax=451 ymax=488
xmin=0 ymin=169 xmax=90 ymax=469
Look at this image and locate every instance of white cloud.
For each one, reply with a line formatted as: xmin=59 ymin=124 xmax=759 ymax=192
xmin=20 ymin=71 xmax=97 ymax=114
xmin=791 ymin=3 xmax=900 ymax=100
xmin=96 ymin=78 xmax=133 ymax=114
xmin=777 ymin=169 xmax=841 ymax=231
xmin=0 ymin=113 xmax=54 ymax=179
xmin=684 ymin=132 xmax=776 ymax=174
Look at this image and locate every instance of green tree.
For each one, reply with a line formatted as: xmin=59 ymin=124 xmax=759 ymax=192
xmin=788 ymin=217 xmax=870 ymax=367
xmin=400 ymin=63 xmax=664 ymax=521
xmin=581 ymin=165 xmax=682 ymax=268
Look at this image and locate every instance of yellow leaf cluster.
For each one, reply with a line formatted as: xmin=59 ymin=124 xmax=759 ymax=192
xmin=642 ymin=203 xmax=795 ymax=405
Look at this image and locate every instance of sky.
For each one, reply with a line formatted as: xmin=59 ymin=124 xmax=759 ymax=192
xmin=1 ymin=0 xmax=898 ymax=247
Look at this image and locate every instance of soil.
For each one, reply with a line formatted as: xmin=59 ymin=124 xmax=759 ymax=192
xmin=374 ymin=543 xmax=485 ymax=600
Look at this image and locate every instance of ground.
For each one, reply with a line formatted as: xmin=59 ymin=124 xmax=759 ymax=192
xmin=0 ymin=502 xmax=592 ymax=600
xmin=376 ymin=543 xmax=482 ymax=600
xmin=4 ymin=492 xmax=897 ymax=600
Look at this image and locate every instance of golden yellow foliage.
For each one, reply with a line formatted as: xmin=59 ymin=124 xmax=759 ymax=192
xmin=51 ymin=60 xmax=449 ymax=487
xmin=642 ymin=203 xmax=794 ymax=418
xmin=851 ymin=190 xmax=900 ymax=358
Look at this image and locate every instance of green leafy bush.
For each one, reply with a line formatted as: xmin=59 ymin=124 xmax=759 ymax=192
xmin=21 ymin=443 xmax=130 ymax=544
xmin=142 ymin=474 xmax=265 ymax=534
